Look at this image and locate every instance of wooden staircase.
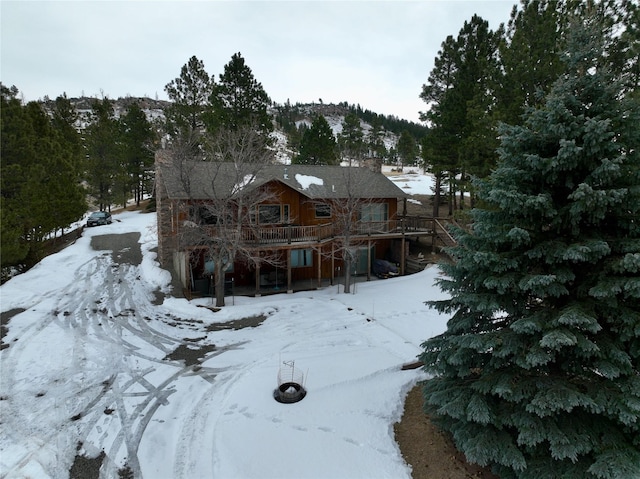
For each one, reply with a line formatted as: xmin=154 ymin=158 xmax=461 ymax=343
xmin=432 ymin=218 xmax=459 ymax=252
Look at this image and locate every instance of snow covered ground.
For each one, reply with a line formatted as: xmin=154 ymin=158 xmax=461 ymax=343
xmin=0 ymin=172 xmax=448 ymax=479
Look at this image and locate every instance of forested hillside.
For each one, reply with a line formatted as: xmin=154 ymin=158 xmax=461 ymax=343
xmin=34 ymin=96 xmax=424 ymax=166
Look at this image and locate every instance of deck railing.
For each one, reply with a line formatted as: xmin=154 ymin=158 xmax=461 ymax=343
xmin=203 ymin=216 xmax=438 ymax=246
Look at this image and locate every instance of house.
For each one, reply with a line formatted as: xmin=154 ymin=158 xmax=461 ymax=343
xmin=155 ymin=153 xmax=434 ymax=297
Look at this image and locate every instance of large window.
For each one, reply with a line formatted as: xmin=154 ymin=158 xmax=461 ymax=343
xmin=315 ymin=203 xmax=331 ymax=219
xmin=190 ymin=206 xmax=219 ymax=225
xmin=360 ymin=203 xmax=388 ymax=222
xmin=258 ymin=204 xmax=289 ymax=224
xmin=291 ymin=249 xmax=313 ymax=268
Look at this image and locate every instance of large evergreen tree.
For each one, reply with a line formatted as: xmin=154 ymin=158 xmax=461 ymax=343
xmin=207 ymin=52 xmax=272 ymax=136
xmin=1 ymin=86 xmax=86 ymax=272
xmin=84 ymin=97 xmax=119 ymax=211
xmin=396 ymin=130 xmax=419 ymax=169
xmin=367 ymin=116 xmax=388 ymax=160
xmin=164 ymin=55 xmax=213 ymax=136
xmin=294 ymin=115 xmax=338 ymax=165
xmin=338 ymin=112 xmax=364 ymax=164
xmin=421 ymin=15 xmax=500 ymax=213
xmin=420 ymin=35 xmax=463 ymax=215
xmin=496 ymin=0 xmax=565 ymax=125
xmin=419 ymin=12 xmax=640 ymax=479
xmin=45 ymin=94 xmax=87 ymax=235
xmin=119 ymin=102 xmax=154 ymax=206
xmin=453 ymin=14 xmax=501 ymax=184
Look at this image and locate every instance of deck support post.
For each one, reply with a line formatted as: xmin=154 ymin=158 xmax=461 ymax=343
xmin=331 ymin=243 xmax=335 ymax=285
xmin=401 ymin=219 xmax=406 ymax=276
xmin=367 ymin=240 xmax=372 ymax=281
xmin=317 ymin=247 xmax=322 ymax=288
xmin=255 ymin=262 xmax=261 ymax=297
xmin=287 ymin=249 xmax=293 ymax=293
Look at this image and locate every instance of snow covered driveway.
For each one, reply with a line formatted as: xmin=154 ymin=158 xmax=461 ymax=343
xmin=0 ymin=211 xmax=449 ymax=479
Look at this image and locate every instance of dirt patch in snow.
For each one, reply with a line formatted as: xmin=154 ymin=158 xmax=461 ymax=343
xmin=205 ymin=313 xmax=267 ymax=332
xmin=395 ymin=384 xmax=498 ymax=479
xmin=69 ymin=449 xmax=105 ymax=479
xmin=164 ymin=343 xmax=217 ymax=366
xmin=1 ymin=308 xmax=24 ymax=350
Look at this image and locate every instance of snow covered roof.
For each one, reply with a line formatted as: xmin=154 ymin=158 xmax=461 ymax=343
xmin=156 ymin=160 xmax=408 ymax=201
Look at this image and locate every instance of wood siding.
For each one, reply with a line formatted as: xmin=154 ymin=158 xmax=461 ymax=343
xmin=157 ymin=174 xmax=433 ymax=292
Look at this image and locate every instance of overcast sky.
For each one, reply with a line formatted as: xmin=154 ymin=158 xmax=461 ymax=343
xmin=1 ymin=1 xmax=516 ymax=123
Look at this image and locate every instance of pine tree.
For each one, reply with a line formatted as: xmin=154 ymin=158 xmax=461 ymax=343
xmin=207 ymin=52 xmax=272 ymax=136
xmin=84 ymin=97 xmax=119 ymax=211
xmin=421 ymin=15 xmax=501 ymax=214
xmin=338 ymin=112 xmax=364 ymax=164
xmin=497 ymin=0 xmax=564 ymax=125
xmin=119 ymin=102 xmax=154 ymax=206
xmin=367 ymin=116 xmax=388 ymax=160
xmin=396 ymin=130 xmax=418 ymax=169
xmin=294 ymin=115 xmax=338 ymax=165
xmin=49 ymin=93 xmax=88 ymax=230
xmin=1 ymin=86 xmax=34 ymax=269
xmin=419 ymin=12 xmax=640 ymax=479
xmin=164 ymin=55 xmax=213 ymax=135
xmin=1 ymin=86 xmax=86 ymax=272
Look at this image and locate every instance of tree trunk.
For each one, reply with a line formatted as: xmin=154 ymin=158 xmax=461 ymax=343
xmin=448 ymin=177 xmax=454 ymax=216
xmin=432 ymin=173 xmax=441 ymax=218
xmin=344 ymin=255 xmax=352 ymax=294
xmin=215 ymin=262 xmax=225 ymax=307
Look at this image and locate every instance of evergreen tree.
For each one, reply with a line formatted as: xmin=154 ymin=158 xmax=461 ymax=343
xmin=84 ymin=97 xmax=119 ymax=211
xmin=1 ymin=86 xmax=86 ymax=272
xmin=46 ymin=94 xmax=87 ymax=234
xmin=119 ymin=102 xmax=154 ymax=206
xmin=294 ymin=115 xmax=338 ymax=165
xmin=207 ymin=52 xmax=273 ymax=136
xmin=454 ymin=14 xmax=501 ymax=173
xmin=50 ymin=93 xmax=83 ymax=166
xmin=420 ymin=35 xmax=460 ymax=214
xmin=164 ymin=55 xmax=213 ymax=135
xmin=419 ymin=13 xmax=640 ymax=479
xmin=497 ymin=0 xmax=564 ymax=125
xmin=396 ymin=130 xmax=418 ymax=169
xmin=338 ymin=112 xmax=364 ymax=164
xmin=367 ymin=116 xmax=388 ymax=160
xmin=1 ymin=85 xmax=33 ymax=269
xmin=420 ymin=133 xmax=449 ymax=217
xmin=595 ymin=0 xmax=639 ymax=96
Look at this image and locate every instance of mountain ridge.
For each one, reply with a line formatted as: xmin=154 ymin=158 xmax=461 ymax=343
xmin=41 ymin=96 xmax=426 ymax=164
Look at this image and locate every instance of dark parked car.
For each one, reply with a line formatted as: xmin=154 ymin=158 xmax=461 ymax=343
xmin=86 ymin=211 xmax=112 ymax=227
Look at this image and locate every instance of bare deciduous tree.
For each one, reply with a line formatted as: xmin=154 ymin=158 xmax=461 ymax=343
xmin=177 ymin=125 xmax=279 ymax=306
xmin=315 ymin=166 xmax=388 ymax=294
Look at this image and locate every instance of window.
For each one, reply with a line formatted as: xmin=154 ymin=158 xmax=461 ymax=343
xmin=190 ymin=206 xmax=219 ymax=225
xmin=259 ymin=205 xmax=281 ymax=224
xmin=258 ymin=204 xmax=290 ymax=224
xmin=291 ymin=249 xmax=313 ymax=267
xmin=360 ymin=203 xmax=388 ymax=222
xmin=315 ymin=203 xmax=331 ymax=218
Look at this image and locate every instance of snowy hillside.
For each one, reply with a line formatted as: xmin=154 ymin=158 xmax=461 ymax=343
xmin=270 ymin=102 xmax=407 ymax=164
xmin=41 ymin=97 xmax=418 ymax=165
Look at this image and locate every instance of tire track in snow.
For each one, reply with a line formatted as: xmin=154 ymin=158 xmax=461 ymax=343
xmin=1 ymin=231 xmax=236 ymax=478
xmin=63 ymin=254 xmax=214 ymax=475
xmin=172 ymin=351 xmax=268 ymax=479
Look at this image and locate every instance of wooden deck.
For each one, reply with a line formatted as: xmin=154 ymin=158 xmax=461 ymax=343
xmin=204 ymin=216 xmax=447 ymax=247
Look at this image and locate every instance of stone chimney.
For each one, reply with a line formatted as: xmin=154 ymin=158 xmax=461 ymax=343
xmin=363 ymin=156 xmax=382 ymax=173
